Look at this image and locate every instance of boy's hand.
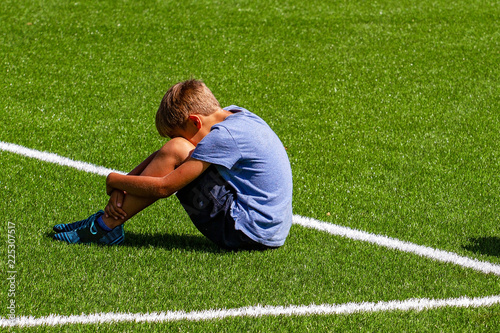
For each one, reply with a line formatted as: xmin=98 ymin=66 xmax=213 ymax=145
xmin=105 ymin=190 xmax=127 ymax=220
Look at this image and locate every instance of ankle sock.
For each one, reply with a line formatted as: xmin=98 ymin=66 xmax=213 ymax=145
xmin=97 ymin=216 xmax=112 ymax=232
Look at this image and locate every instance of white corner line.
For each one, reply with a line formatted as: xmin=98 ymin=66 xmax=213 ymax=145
xmin=293 ymin=215 xmax=500 ymax=276
xmin=2 ymin=295 xmax=500 ymax=327
xmin=0 ymin=141 xmax=125 ymax=176
xmin=2 ymin=141 xmax=500 ymax=277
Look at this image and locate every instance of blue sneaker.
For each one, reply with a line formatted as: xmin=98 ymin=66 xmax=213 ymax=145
xmin=53 ymin=210 xmax=104 ymax=233
xmin=53 ymin=216 xmax=125 ymax=245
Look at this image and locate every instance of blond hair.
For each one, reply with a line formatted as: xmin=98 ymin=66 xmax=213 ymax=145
xmin=156 ymin=79 xmax=221 ymax=137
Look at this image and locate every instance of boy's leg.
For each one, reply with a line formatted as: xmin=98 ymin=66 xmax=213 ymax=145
xmin=176 ymin=166 xmax=277 ymax=251
xmin=101 ymin=137 xmax=195 ymax=229
xmin=53 ymin=138 xmax=194 ymax=242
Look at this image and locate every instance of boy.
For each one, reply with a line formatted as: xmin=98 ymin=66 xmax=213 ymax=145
xmin=53 ymin=79 xmax=293 ymax=250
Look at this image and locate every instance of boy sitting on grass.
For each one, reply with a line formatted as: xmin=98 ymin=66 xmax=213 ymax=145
xmin=53 ymin=79 xmax=293 ymax=250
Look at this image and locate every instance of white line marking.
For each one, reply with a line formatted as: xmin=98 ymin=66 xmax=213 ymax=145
xmin=2 ymin=141 xmax=500 ymax=327
xmin=293 ymin=215 xmax=500 ymax=276
xmin=2 ymin=295 xmax=499 ymax=327
xmin=0 ymin=141 xmax=125 ymax=176
xmin=2 ymin=141 xmax=500 ymax=276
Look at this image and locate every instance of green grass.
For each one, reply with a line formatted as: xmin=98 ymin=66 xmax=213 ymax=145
xmin=1 ymin=0 xmax=499 ymax=331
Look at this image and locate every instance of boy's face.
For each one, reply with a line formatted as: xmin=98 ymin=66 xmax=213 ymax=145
xmin=168 ymin=115 xmax=205 ymax=146
xmin=168 ymin=127 xmax=196 ymax=146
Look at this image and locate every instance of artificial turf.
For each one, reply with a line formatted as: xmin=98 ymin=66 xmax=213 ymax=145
xmin=1 ymin=0 xmax=499 ymax=331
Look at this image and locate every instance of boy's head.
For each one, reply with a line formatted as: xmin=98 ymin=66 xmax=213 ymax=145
xmin=156 ymin=79 xmax=221 ymax=138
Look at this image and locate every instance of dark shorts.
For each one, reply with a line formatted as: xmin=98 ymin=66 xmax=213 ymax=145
xmin=176 ymin=165 xmax=276 ymax=251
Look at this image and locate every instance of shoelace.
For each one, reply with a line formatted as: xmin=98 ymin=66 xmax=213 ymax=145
xmin=59 ymin=211 xmax=98 ymax=231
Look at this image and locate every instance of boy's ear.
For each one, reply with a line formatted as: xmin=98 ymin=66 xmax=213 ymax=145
xmin=188 ymin=115 xmax=202 ymax=129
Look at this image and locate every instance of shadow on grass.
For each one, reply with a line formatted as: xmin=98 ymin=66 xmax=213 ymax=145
xmin=463 ymin=236 xmax=500 ymax=257
xmin=124 ymin=231 xmax=222 ymax=252
xmin=46 ymin=230 xmax=221 ymax=253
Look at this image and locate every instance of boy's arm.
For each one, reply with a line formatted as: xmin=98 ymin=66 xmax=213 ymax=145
xmin=104 ymin=150 xmax=160 ymax=220
xmin=106 ymin=158 xmax=211 ymax=198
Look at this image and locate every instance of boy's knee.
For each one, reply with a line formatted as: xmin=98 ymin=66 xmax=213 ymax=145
xmin=158 ymin=137 xmax=195 ymax=164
